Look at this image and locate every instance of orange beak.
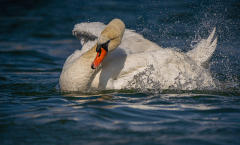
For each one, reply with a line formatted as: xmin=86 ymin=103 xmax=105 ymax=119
xmin=91 ymin=47 xmax=108 ymax=69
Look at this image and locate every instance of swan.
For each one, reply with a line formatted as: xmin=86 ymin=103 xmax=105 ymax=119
xmin=59 ymin=18 xmax=217 ymax=92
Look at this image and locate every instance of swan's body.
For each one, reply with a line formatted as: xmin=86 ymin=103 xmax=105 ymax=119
xmin=59 ymin=19 xmax=217 ymax=92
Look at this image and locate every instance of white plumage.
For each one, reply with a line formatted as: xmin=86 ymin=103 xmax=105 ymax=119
xmin=59 ymin=19 xmax=217 ymax=92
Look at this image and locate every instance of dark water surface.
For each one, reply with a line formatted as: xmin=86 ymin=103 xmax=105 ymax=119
xmin=1 ymin=0 xmax=240 ymax=144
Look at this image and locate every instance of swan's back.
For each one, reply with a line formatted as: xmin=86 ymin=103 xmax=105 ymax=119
xmin=92 ymin=48 xmax=215 ymax=90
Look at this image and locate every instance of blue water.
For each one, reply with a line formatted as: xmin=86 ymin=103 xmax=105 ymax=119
xmin=1 ymin=0 xmax=240 ymax=144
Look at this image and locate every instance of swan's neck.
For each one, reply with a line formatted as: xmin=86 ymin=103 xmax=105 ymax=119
xmin=60 ymin=44 xmax=97 ymax=92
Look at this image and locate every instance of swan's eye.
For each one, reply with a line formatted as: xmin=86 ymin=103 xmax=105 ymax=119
xmin=101 ymin=41 xmax=110 ymax=52
xmin=96 ymin=45 xmax=101 ymax=52
xmin=96 ymin=40 xmax=110 ymax=54
xmin=98 ymin=50 xmax=101 ymax=57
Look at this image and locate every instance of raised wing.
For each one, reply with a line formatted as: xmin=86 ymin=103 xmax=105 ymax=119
xmin=72 ymin=22 xmax=106 ymax=45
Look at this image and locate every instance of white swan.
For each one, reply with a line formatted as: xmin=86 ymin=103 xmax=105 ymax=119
xmin=59 ymin=18 xmax=217 ymax=92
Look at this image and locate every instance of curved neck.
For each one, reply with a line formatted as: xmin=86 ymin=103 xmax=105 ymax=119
xmin=60 ymin=44 xmax=97 ymax=92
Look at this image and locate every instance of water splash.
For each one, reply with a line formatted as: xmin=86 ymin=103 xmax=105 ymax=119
xmin=125 ymin=65 xmax=162 ymax=94
xmin=124 ymin=63 xmax=217 ymax=94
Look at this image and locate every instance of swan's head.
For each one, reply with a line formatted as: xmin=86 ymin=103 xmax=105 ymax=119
xmin=91 ymin=18 xmax=125 ymax=69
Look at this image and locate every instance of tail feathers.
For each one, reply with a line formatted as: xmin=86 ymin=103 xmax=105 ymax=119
xmin=72 ymin=22 xmax=106 ymax=45
xmin=186 ymin=27 xmax=217 ymax=67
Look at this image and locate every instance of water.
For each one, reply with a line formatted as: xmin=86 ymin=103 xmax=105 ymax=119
xmin=1 ymin=0 xmax=240 ymax=144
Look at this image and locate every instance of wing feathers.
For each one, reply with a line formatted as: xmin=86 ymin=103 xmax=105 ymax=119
xmin=186 ymin=27 xmax=217 ymax=67
xmin=72 ymin=22 xmax=106 ymax=45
